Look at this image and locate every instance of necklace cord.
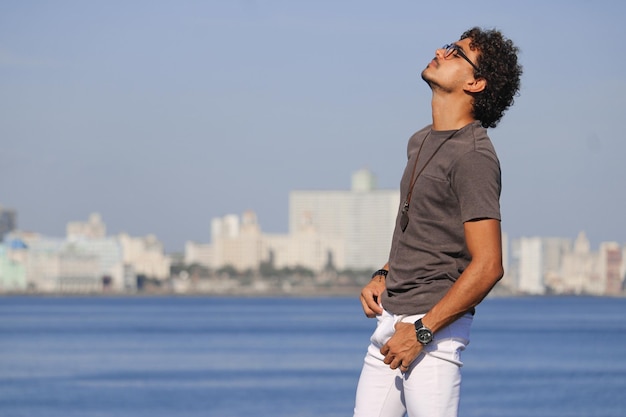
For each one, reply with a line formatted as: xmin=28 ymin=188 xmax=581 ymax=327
xmin=400 ymin=129 xmax=459 ymax=232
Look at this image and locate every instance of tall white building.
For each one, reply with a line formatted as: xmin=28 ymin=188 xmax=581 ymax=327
xmin=517 ymin=237 xmax=545 ymax=294
xmin=289 ymin=169 xmax=399 ymax=270
xmin=118 ymin=233 xmax=171 ymax=281
xmin=210 ymin=211 xmax=264 ymax=271
xmin=516 ymin=236 xmax=573 ymax=294
xmin=184 ymin=241 xmax=212 ymax=267
xmin=560 ymin=232 xmax=596 ymax=294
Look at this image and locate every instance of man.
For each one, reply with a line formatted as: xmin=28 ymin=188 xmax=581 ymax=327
xmin=353 ymin=27 xmax=522 ymax=417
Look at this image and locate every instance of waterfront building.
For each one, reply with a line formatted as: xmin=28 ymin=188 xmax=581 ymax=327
xmin=514 ymin=236 xmax=572 ymax=294
xmin=0 ymin=205 xmax=17 ymax=242
xmin=56 ymin=248 xmax=101 ymax=293
xmin=622 ymin=247 xmax=626 ymax=291
xmin=1 ymin=214 xmax=179 ymax=293
xmin=264 ymin=228 xmax=345 ymax=272
xmin=68 ymin=238 xmax=127 ymax=292
xmin=0 ymin=239 xmax=27 ymax=291
xmin=207 ymin=210 xmax=344 ymax=273
xmin=210 ymin=211 xmax=263 ymax=272
xmin=560 ymin=232 xmax=597 ymax=294
xmin=517 ymin=237 xmax=545 ymax=294
xmin=289 ymin=169 xmax=399 ymax=270
xmin=598 ymin=242 xmax=623 ymax=296
xmin=11 ymin=237 xmax=101 ymax=293
xmin=184 ymin=241 xmax=212 ymax=268
xmin=118 ymin=233 xmax=171 ymax=281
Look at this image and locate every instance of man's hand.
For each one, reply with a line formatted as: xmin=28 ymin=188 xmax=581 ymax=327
xmin=359 ymin=274 xmax=386 ymax=317
xmin=380 ymin=321 xmax=422 ymax=371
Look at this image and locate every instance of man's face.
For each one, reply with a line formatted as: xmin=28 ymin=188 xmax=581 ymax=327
xmin=421 ymin=37 xmax=480 ymax=93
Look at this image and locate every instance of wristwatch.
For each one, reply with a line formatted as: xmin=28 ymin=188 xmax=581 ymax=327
xmin=414 ymin=319 xmax=433 ymax=345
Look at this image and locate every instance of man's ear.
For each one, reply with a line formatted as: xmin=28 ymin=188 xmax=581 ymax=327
xmin=465 ymin=77 xmax=486 ymax=94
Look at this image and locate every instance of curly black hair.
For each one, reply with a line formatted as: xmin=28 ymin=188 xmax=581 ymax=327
xmin=461 ymin=27 xmax=522 ymax=128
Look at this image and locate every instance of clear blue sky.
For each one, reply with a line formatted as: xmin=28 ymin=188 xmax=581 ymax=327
xmin=2 ymin=1 xmax=625 ymax=252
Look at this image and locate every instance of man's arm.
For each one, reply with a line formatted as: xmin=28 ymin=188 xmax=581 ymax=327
xmin=380 ymin=219 xmax=503 ymax=369
xmin=421 ymin=218 xmax=504 ymax=332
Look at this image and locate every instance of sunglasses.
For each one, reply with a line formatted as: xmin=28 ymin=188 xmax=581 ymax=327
xmin=442 ymin=43 xmax=480 ymax=73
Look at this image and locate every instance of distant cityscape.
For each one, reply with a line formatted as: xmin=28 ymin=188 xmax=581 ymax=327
xmin=1 ymin=169 xmax=624 ymax=297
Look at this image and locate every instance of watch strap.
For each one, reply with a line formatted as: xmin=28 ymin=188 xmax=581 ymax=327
xmin=371 ymin=269 xmax=388 ymax=279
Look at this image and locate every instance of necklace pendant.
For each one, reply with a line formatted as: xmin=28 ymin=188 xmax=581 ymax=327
xmin=400 ymin=203 xmax=409 ymax=232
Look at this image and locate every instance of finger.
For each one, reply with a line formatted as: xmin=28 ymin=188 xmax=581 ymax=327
xmin=365 ymin=296 xmax=383 ymax=315
xmin=360 ymin=292 xmax=382 ymax=317
xmin=389 ymin=357 xmax=402 ymax=369
xmin=359 ymin=295 xmax=376 ymax=317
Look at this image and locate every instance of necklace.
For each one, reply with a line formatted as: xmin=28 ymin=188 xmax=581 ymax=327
xmin=400 ymin=129 xmax=459 ymax=232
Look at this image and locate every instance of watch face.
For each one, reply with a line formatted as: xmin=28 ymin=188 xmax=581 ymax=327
xmin=417 ymin=328 xmax=433 ymax=345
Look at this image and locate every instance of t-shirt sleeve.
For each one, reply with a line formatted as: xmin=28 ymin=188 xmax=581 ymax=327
xmin=450 ymin=150 xmax=502 ymax=223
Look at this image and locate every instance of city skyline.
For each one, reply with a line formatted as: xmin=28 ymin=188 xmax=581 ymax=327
xmin=2 ymin=2 xmax=626 ymax=252
xmin=2 ymin=199 xmax=624 ymax=256
xmin=3 ymin=205 xmax=622 ymax=297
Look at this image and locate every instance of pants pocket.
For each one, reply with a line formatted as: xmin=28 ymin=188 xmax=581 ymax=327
xmin=369 ymin=311 xmax=397 ymax=348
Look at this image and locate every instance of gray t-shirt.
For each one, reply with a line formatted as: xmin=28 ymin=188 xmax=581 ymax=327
xmin=381 ymin=121 xmax=501 ymax=315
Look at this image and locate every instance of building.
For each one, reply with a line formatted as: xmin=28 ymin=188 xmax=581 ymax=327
xmin=289 ymin=169 xmax=399 ymax=270
xmin=0 ymin=205 xmax=17 ymax=242
xmin=184 ymin=241 xmax=212 ymax=268
xmin=12 ymin=237 xmax=102 ymax=293
xmin=207 ymin=210 xmax=344 ymax=273
xmin=67 ymin=212 xmax=106 ymax=240
xmin=0 ymin=238 xmax=27 ymax=291
xmin=200 ymin=170 xmax=398 ymax=273
xmin=516 ymin=237 xmax=545 ymax=294
xmin=210 ymin=211 xmax=263 ymax=271
xmin=264 ymin=228 xmax=345 ymax=272
xmin=559 ymin=232 xmax=596 ymax=294
xmin=514 ymin=236 xmax=573 ymax=295
xmin=0 ymin=214 xmax=169 ymax=293
xmin=598 ymin=242 xmax=623 ymax=296
xmin=118 ymin=233 xmax=171 ymax=281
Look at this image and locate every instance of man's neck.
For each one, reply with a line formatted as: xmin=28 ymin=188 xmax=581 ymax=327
xmin=430 ymin=92 xmax=476 ymax=131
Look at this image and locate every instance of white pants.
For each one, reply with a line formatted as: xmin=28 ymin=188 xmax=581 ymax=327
xmin=353 ymin=310 xmax=472 ymax=417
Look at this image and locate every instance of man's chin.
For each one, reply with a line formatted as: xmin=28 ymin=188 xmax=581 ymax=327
xmin=421 ymin=70 xmax=434 ymax=86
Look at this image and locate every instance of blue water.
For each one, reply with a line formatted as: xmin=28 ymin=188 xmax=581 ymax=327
xmin=0 ymin=296 xmax=625 ymax=417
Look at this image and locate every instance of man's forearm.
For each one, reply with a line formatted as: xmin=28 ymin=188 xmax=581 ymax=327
xmin=421 ymin=259 xmax=503 ymax=333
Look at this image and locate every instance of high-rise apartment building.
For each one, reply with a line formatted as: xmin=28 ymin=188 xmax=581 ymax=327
xmin=289 ymin=169 xmax=399 ymax=270
xmin=210 ymin=211 xmax=264 ymax=272
xmin=558 ymin=232 xmax=596 ymax=294
xmin=0 ymin=205 xmax=17 ymax=242
xmin=598 ymin=242 xmax=623 ymax=295
xmin=517 ymin=237 xmax=545 ymax=294
xmin=515 ymin=236 xmax=572 ymax=294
